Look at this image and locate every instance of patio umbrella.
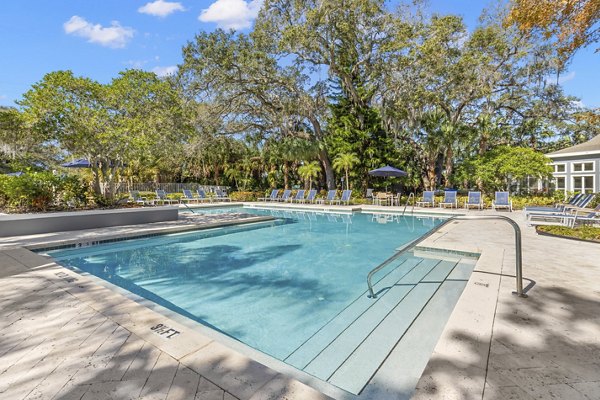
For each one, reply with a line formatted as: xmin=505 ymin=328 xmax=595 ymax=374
xmin=61 ymin=158 xmax=91 ymax=168
xmin=6 ymin=171 xmax=24 ymax=176
xmin=368 ymin=165 xmax=408 ymax=191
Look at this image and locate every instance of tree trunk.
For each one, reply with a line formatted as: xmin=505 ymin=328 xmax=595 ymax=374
xmin=283 ymin=161 xmax=289 ymax=189
xmin=345 ymin=169 xmax=349 ymax=191
xmin=444 ymin=146 xmax=453 ymax=187
xmin=318 ymin=149 xmax=335 ymax=190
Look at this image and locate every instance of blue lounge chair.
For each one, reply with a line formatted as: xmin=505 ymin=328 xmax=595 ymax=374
xmin=334 ymin=190 xmax=352 ymax=205
xmin=365 ymin=188 xmax=374 ymax=204
xmin=129 ymin=190 xmax=153 ymax=206
xmin=528 ymin=204 xmax=600 ymax=227
xmin=524 ymin=193 xmax=583 ymax=214
xmin=214 ymin=189 xmax=231 ymax=202
xmin=464 ymin=191 xmax=483 ymax=210
xmin=155 ymin=190 xmax=177 ymax=205
xmin=439 ymin=191 xmax=457 ymax=208
xmin=302 ymin=189 xmax=317 ymax=203
xmin=291 ymin=190 xmax=306 ymax=203
xmin=278 ymin=189 xmax=292 ymax=202
xmin=180 ymin=189 xmax=199 ymax=204
xmin=259 ymin=189 xmax=279 ymax=202
xmin=416 ymin=191 xmax=435 ymax=207
xmin=492 ymin=191 xmax=512 ymax=212
xmin=317 ymin=190 xmax=337 ymax=204
xmin=196 ymin=189 xmax=212 ymax=203
xmin=525 ymin=193 xmax=594 ymax=216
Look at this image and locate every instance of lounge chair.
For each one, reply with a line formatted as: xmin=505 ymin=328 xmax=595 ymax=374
xmin=492 ymin=191 xmax=512 ymax=212
xmin=416 ymin=191 xmax=435 ymax=207
xmin=439 ymin=191 xmax=457 ymax=208
xmin=301 ymin=189 xmax=317 ymax=204
xmin=180 ymin=189 xmax=199 ymax=204
xmin=524 ymin=193 xmax=583 ymax=214
xmin=333 ymin=190 xmax=352 ymax=205
xmin=291 ymin=190 xmax=306 ymax=203
xmin=214 ymin=189 xmax=231 ymax=202
xmin=196 ymin=189 xmax=212 ymax=203
xmin=317 ymin=190 xmax=337 ymax=204
xmin=528 ymin=204 xmax=600 ymax=227
xmin=524 ymin=193 xmax=594 ymax=216
xmin=129 ymin=190 xmax=153 ymax=206
xmin=464 ymin=191 xmax=483 ymax=210
xmin=278 ymin=189 xmax=292 ymax=202
xmin=155 ymin=189 xmax=178 ymax=205
xmin=259 ymin=189 xmax=279 ymax=202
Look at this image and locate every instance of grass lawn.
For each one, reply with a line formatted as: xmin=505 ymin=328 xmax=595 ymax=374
xmin=537 ymin=225 xmax=600 ymax=243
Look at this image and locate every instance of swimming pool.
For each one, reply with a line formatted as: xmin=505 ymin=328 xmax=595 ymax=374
xmin=46 ymin=207 xmax=474 ymax=396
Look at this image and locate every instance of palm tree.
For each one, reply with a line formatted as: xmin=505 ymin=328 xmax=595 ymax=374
xmin=333 ymin=153 xmax=360 ymax=191
xmin=298 ymin=161 xmax=321 ymax=190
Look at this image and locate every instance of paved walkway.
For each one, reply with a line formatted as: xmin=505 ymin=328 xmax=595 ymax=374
xmin=0 ymin=206 xmax=599 ymax=399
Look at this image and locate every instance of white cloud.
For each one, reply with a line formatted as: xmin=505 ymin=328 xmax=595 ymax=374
xmin=557 ymin=71 xmax=576 ymax=84
xmin=199 ymin=0 xmax=263 ymax=30
xmin=138 ymin=0 xmax=185 ymax=17
xmin=152 ymin=65 xmax=178 ymax=77
xmin=63 ymin=16 xmax=134 ymax=48
xmin=125 ymin=59 xmax=148 ymax=68
xmin=0 ymin=95 xmax=7 ymax=100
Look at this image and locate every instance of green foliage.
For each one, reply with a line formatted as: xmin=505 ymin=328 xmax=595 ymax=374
xmin=456 ymin=146 xmax=553 ymax=192
xmin=297 ymin=161 xmax=321 ymax=190
xmin=0 ymin=172 xmax=88 ymax=212
xmin=537 ymin=225 xmax=600 ymax=243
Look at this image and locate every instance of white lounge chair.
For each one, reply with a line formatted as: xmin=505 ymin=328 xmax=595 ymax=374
xmin=439 ymin=191 xmax=457 ymax=208
xmin=464 ymin=191 xmax=483 ymax=210
xmin=416 ymin=191 xmax=435 ymax=207
xmin=259 ymin=189 xmax=279 ymax=202
xmin=492 ymin=191 xmax=512 ymax=212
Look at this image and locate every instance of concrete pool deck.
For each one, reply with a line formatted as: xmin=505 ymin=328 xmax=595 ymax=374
xmin=0 ymin=205 xmax=599 ymax=399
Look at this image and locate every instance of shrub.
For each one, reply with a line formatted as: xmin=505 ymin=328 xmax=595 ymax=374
xmin=229 ymin=191 xmax=262 ymax=201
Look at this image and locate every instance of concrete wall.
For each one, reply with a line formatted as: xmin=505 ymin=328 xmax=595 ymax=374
xmin=0 ymin=206 xmax=179 ymax=237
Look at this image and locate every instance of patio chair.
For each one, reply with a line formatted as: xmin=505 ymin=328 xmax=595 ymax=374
xmin=259 ymin=189 xmax=279 ymax=202
xmin=464 ymin=191 xmax=483 ymax=210
xmin=214 ymin=189 xmax=231 ymax=202
xmin=573 ymin=207 xmax=600 ymax=226
xmin=180 ymin=189 xmax=199 ymax=204
xmin=129 ymin=190 xmax=153 ymax=206
xmin=524 ymin=193 xmax=581 ymax=214
xmin=196 ymin=189 xmax=212 ymax=203
xmin=492 ymin=191 xmax=512 ymax=212
xmin=416 ymin=191 xmax=435 ymax=207
xmin=291 ymin=189 xmax=306 ymax=203
xmin=155 ymin=190 xmax=177 ymax=205
xmin=278 ymin=189 xmax=292 ymax=202
xmin=374 ymin=192 xmax=390 ymax=206
xmin=301 ymin=189 xmax=317 ymax=204
xmin=333 ymin=190 xmax=352 ymax=205
xmin=528 ymin=204 xmax=600 ymax=227
xmin=317 ymin=190 xmax=337 ymax=204
xmin=439 ymin=191 xmax=457 ymax=208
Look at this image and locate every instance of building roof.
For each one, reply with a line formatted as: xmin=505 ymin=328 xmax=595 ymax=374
xmin=547 ymin=135 xmax=600 ymax=158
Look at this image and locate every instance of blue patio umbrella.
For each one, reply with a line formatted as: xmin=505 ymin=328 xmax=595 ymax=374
xmin=6 ymin=171 xmax=24 ymax=176
xmin=368 ymin=165 xmax=408 ymax=191
xmin=61 ymin=158 xmax=91 ymax=168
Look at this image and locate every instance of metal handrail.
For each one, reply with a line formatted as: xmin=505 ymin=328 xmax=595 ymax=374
xmin=367 ymin=214 xmax=527 ymax=299
xmin=401 ymin=192 xmax=416 ymax=216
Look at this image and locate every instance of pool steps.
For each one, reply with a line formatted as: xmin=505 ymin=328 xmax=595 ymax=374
xmin=284 ymin=253 xmax=475 ymax=395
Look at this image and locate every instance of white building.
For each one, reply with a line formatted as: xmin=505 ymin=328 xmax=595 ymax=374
xmin=547 ymin=135 xmax=600 ymax=194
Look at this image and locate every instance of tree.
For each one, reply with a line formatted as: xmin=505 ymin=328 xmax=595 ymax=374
xmin=19 ymin=70 xmax=187 ymax=198
xmin=333 ymin=153 xmax=360 ymax=190
xmin=298 ymin=161 xmax=321 ymax=190
xmin=507 ymin=0 xmax=600 ymax=61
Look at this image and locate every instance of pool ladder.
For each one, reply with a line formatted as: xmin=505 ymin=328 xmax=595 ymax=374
xmin=366 ymin=215 xmax=527 ymax=299
xmin=401 ymin=192 xmax=416 ymax=216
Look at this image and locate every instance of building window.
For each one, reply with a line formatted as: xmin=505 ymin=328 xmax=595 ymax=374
xmin=572 ymin=162 xmax=594 ymax=172
xmin=572 ymin=176 xmax=594 ymax=193
xmin=553 ymin=164 xmax=566 ymax=173
xmin=555 ymin=177 xmax=565 ymax=191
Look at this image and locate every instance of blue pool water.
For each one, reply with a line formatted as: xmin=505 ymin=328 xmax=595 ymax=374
xmin=47 ymin=208 xmax=444 ymax=362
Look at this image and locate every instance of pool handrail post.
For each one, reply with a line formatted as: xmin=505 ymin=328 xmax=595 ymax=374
xmin=367 ymin=214 xmax=527 ymax=299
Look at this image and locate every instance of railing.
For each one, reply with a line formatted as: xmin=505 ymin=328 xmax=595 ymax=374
xmin=367 ymin=215 xmax=527 ymax=299
xmin=401 ymin=192 xmax=416 ymax=216
xmin=118 ymin=183 xmax=229 ymax=194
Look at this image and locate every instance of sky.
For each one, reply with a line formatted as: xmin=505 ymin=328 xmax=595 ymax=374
xmin=0 ymin=0 xmax=598 ymax=109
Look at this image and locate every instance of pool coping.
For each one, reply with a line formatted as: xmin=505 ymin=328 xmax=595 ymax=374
xmin=1 ymin=205 xmax=507 ymax=399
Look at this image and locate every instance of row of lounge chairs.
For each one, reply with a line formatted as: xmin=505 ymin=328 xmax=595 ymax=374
xmin=416 ymin=191 xmax=512 ymax=211
xmin=129 ymin=189 xmax=231 ymax=205
xmin=259 ymin=189 xmax=353 ymax=205
xmin=525 ymin=193 xmax=600 ymax=227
